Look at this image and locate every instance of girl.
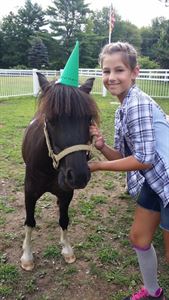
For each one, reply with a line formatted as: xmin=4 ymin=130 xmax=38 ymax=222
xmin=89 ymin=42 xmax=169 ymax=300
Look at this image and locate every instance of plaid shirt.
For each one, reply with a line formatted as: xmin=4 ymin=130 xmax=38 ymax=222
xmin=114 ymin=85 xmax=169 ymax=207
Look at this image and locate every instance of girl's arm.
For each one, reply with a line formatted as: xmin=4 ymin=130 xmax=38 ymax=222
xmin=89 ymin=155 xmax=152 ymax=172
xmin=90 ymin=124 xmax=122 ymax=160
xmin=99 ymin=143 xmax=123 ymax=160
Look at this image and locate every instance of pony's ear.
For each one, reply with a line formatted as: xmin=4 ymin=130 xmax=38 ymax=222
xmin=79 ymin=77 xmax=95 ymax=94
xmin=36 ymin=72 xmax=49 ymax=91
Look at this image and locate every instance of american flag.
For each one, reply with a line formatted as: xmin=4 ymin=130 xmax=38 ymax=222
xmin=109 ymin=6 xmax=115 ymax=33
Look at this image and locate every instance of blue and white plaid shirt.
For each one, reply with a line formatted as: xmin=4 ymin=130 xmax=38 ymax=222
xmin=114 ymin=85 xmax=169 ymax=207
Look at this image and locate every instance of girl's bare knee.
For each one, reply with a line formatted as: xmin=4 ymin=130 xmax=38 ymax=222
xmin=129 ymin=231 xmax=151 ymax=248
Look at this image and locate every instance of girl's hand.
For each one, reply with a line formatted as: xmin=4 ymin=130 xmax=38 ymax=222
xmin=88 ymin=161 xmax=101 ymax=172
xmin=89 ymin=124 xmax=105 ymax=150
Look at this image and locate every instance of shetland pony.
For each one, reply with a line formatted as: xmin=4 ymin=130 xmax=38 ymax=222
xmin=21 ymin=73 xmax=99 ymax=270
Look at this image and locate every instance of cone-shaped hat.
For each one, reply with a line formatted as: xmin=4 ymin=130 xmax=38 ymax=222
xmin=58 ymin=41 xmax=79 ymax=87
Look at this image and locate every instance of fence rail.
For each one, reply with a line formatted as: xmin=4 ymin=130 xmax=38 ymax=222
xmin=0 ymin=68 xmax=169 ymax=99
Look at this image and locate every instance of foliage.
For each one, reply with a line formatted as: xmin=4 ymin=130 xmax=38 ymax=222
xmin=28 ymin=37 xmax=49 ymax=68
xmin=112 ymin=20 xmax=142 ymax=50
xmin=0 ymin=0 xmax=169 ymax=68
xmin=152 ymin=18 xmax=169 ymax=68
xmin=138 ymin=56 xmax=160 ymax=69
xmin=47 ymin=0 xmax=90 ymax=66
xmin=17 ymin=0 xmax=46 ymax=31
xmin=0 ymin=0 xmax=46 ymax=68
xmin=140 ymin=27 xmax=155 ymax=58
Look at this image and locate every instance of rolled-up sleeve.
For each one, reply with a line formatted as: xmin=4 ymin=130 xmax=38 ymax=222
xmin=127 ymin=98 xmax=156 ymax=164
xmin=114 ymin=110 xmax=121 ymax=152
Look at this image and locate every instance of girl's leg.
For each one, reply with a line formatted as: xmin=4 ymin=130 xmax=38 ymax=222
xmin=130 ymin=205 xmax=161 ymax=296
xmin=130 ymin=205 xmax=160 ymax=248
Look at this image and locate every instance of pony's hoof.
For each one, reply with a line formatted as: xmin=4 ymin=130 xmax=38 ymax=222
xmin=21 ymin=259 xmax=34 ymax=271
xmin=63 ymin=254 xmax=76 ymax=264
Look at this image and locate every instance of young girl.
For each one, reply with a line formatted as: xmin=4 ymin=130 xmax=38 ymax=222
xmin=89 ymin=42 xmax=169 ymax=300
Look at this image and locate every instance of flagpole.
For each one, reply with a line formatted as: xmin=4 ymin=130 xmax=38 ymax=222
xmin=108 ymin=2 xmax=112 ymax=44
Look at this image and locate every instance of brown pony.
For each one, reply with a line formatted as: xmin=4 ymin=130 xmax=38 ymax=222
xmin=21 ymin=73 xmax=99 ymax=270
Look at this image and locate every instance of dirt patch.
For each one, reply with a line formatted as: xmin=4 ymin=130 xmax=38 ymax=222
xmin=1 ymin=174 xmax=168 ymax=300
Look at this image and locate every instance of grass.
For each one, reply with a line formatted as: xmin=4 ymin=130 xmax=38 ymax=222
xmin=1 ymin=75 xmax=169 ymax=99
xmin=0 ymin=94 xmax=169 ymax=299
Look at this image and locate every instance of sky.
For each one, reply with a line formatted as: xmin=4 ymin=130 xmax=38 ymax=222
xmin=0 ymin=0 xmax=169 ymax=28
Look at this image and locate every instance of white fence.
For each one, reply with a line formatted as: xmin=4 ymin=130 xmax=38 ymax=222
xmin=0 ymin=68 xmax=169 ymax=99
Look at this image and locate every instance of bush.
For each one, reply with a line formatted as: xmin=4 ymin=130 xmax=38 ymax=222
xmin=138 ymin=56 xmax=160 ymax=69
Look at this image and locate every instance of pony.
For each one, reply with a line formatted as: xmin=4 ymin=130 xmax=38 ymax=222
xmin=21 ymin=73 xmax=99 ymax=271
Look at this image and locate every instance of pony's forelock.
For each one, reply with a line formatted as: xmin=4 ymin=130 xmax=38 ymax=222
xmin=36 ymin=82 xmax=100 ymax=125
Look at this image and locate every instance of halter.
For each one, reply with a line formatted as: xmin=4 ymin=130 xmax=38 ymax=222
xmin=44 ymin=121 xmax=93 ymax=169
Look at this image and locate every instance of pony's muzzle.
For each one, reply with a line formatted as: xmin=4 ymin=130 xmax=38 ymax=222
xmin=65 ymin=167 xmax=91 ymax=189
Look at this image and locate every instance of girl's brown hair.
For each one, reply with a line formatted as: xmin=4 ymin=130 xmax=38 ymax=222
xmin=99 ymin=41 xmax=138 ymax=70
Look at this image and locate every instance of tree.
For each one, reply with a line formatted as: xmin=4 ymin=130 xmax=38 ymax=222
xmin=0 ymin=28 xmax=5 ymax=67
xmin=92 ymin=8 xmax=141 ymax=52
xmin=140 ymin=27 xmax=155 ymax=58
xmin=153 ymin=19 xmax=169 ymax=67
xmin=92 ymin=7 xmax=115 ymax=46
xmin=17 ymin=0 xmax=46 ymax=32
xmin=47 ymin=0 xmax=90 ymax=63
xmin=138 ymin=56 xmax=160 ymax=69
xmin=28 ymin=37 xmax=49 ymax=69
xmin=0 ymin=0 xmax=46 ymax=68
xmin=0 ymin=13 xmax=23 ymax=67
xmin=78 ymin=18 xmax=101 ymax=68
xmin=37 ymin=31 xmax=63 ymax=69
xmin=111 ymin=20 xmax=141 ymax=51
xmin=147 ymin=17 xmax=169 ymax=67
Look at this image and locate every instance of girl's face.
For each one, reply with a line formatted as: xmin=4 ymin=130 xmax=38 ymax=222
xmin=102 ymin=53 xmax=139 ymax=102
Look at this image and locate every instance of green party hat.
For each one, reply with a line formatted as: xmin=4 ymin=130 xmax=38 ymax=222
xmin=58 ymin=41 xmax=79 ymax=87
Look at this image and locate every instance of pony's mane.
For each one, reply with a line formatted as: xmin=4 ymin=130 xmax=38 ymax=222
xmin=36 ymin=82 xmax=100 ymax=124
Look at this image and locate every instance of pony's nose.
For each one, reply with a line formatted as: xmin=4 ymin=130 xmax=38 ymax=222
xmin=66 ymin=169 xmax=75 ymax=186
xmin=65 ymin=167 xmax=90 ymax=189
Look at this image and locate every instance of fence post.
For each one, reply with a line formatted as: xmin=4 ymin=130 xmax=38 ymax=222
xmin=32 ymin=69 xmax=39 ymax=97
xmin=102 ymin=85 xmax=107 ymax=97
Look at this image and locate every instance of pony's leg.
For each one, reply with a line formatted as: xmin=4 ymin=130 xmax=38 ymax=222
xmin=21 ymin=180 xmax=41 ymax=271
xmin=21 ymin=226 xmax=34 ymax=271
xmin=60 ymin=228 xmax=76 ymax=263
xmin=58 ymin=192 xmax=76 ymax=263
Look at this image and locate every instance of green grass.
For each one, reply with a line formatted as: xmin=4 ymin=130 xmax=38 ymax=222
xmin=1 ymin=75 xmax=169 ymax=98
xmin=0 ymin=94 xmax=169 ymax=299
xmin=0 ymin=76 xmax=33 ymax=96
xmin=43 ymin=245 xmax=61 ymax=259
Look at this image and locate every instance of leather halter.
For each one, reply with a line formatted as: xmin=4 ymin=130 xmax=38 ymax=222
xmin=44 ymin=121 xmax=93 ymax=169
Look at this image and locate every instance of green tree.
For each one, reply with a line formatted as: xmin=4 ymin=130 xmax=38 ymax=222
xmin=92 ymin=7 xmax=115 ymax=46
xmin=78 ymin=18 xmax=100 ymax=68
xmin=138 ymin=56 xmax=160 ymax=69
xmin=0 ymin=13 xmax=22 ymax=67
xmin=47 ymin=0 xmax=90 ymax=65
xmin=18 ymin=0 xmax=46 ymax=32
xmin=92 ymin=8 xmax=141 ymax=53
xmin=140 ymin=27 xmax=155 ymax=58
xmin=152 ymin=18 xmax=169 ymax=68
xmin=28 ymin=37 xmax=49 ymax=68
xmin=38 ymin=31 xmax=63 ymax=69
xmin=0 ymin=0 xmax=46 ymax=68
xmin=0 ymin=29 xmax=4 ymax=67
xmin=111 ymin=20 xmax=141 ymax=51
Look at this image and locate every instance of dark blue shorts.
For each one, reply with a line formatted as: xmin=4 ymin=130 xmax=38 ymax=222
xmin=137 ymin=180 xmax=169 ymax=231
